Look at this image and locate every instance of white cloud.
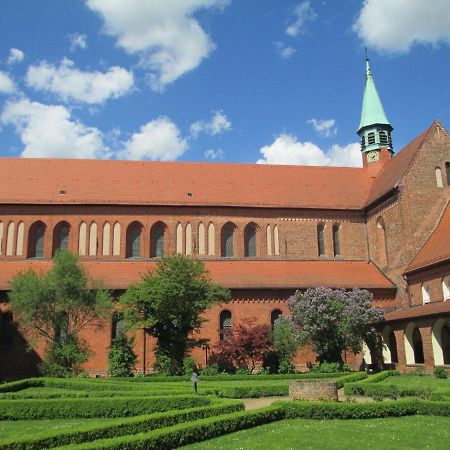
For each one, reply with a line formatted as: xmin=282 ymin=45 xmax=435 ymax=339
xmin=7 ymin=48 xmax=24 ymax=64
xmin=286 ymin=1 xmax=317 ymax=37
xmin=307 ymin=118 xmax=337 ymax=138
xmin=25 ymin=58 xmax=134 ymax=104
xmin=68 ymin=33 xmax=88 ymax=51
xmin=204 ymin=148 xmax=223 ymax=160
xmin=1 ymin=98 xmax=108 ymax=158
xmin=190 ymin=110 xmax=231 ymax=138
xmin=0 ymin=71 xmax=15 ymax=94
xmin=257 ymin=134 xmax=361 ymax=167
xmin=354 ymin=0 xmax=450 ymax=53
xmin=120 ymin=116 xmax=187 ymax=161
xmin=274 ymin=42 xmax=296 ymax=59
xmin=85 ymin=0 xmax=229 ymax=91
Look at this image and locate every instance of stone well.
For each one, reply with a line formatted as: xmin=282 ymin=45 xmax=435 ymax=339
xmin=289 ymin=380 xmax=338 ymax=402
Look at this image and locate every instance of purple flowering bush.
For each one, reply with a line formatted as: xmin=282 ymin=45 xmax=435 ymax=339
xmin=287 ymin=287 xmax=384 ymax=364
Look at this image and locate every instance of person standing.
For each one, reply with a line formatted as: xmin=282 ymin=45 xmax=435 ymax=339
xmin=191 ymin=371 xmax=199 ymax=394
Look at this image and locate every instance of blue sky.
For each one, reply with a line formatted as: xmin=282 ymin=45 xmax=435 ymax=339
xmin=0 ymin=0 xmax=449 ymax=166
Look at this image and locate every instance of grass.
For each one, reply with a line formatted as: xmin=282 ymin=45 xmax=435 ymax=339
xmin=378 ymin=375 xmax=450 ymax=392
xmin=181 ymin=415 xmax=450 ymax=449
xmin=0 ymin=418 xmax=116 ymax=441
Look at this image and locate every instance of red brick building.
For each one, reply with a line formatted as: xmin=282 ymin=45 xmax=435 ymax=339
xmin=0 ymin=60 xmax=449 ymax=378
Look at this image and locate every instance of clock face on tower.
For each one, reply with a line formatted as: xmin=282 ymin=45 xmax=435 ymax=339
xmin=366 ymin=151 xmax=380 ymax=163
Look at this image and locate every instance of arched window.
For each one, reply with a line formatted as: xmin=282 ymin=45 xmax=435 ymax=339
xmin=270 ymin=309 xmax=282 ymax=329
xmin=221 ymin=223 xmax=236 ymax=257
xmin=150 ymin=222 xmax=166 ymax=257
xmin=432 ymin=319 xmax=450 ymax=366
xmin=28 ymin=221 xmax=45 ymax=258
xmin=198 ymin=222 xmax=206 ymax=256
xmin=78 ymin=222 xmax=87 ymax=255
xmin=266 ymin=225 xmax=272 ymax=255
xmin=244 ymin=223 xmax=257 ymax=257
xmin=89 ymin=222 xmax=98 ymax=256
xmin=274 ymin=225 xmax=280 ymax=255
xmin=208 ymin=222 xmax=215 ymax=256
xmin=113 ymin=222 xmax=121 ymax=256
xmin=446 ymin=162 xmax=450 ymax=186
xmin=16 ymin=222 xmax=24 ymax=256
xmin=111 ymin=312 xmax=125 ymax=341
xmin=317 ymin=223 xmax=325 ymax=256
xmin=382 ymin=326 xmax=398 ymax=364
xmin=53 ymin=222 xmax=70 ymax=254
xmin=176 ymin=223 xmax=183 ymax=254
xmin=219 ymin=310 xmax=232 ymax=341
xmin=443 ymin=277 xmax=450 ymax=301
xmin=422 ymin=283 xmax=431 ymax=304
xmin=126 ymin=222 xmax=142 ymax=258
xmin=6 ymin=222 xmax=15 ymax=256
xmin=0 ymin=312 xmax=14 ymax=346
xmin=412 ymin=328 xmax=425 ymax=364
xmin=435 ymin=167 xmax=444 ymax=188
xmin=332 ymin=223 xmax=340 ymax=257
xmin=376 ymin=217 xmax=388 ymax=267
xmin=102 ymin=223 xmax=111 ymax=256
xmin=185 ymin=223 xmax=192 ymax=255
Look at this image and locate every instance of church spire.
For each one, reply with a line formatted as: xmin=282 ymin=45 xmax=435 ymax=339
xmin=357 ymin=56 xmax=394 ymax=156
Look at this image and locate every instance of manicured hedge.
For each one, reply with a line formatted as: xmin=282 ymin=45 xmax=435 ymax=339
xmin=0 ymin=395 xmax=209 ymax=420
xmin=0 ymin=379 xmax=43 ymax=393
xmin=205 ymin=385 xmax=288 ymax=398
xmin=0 ymin=400 xmax=243 ymax=450
xmin=416 ymin=400 xmax=450 ymax=416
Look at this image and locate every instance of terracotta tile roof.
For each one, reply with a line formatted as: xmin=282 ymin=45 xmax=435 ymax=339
xmin=384 ymin=300 xmax=450 ymax=322
xmin=405 ymin=201 xmax=450 ymax=274
xmin=0 ymin=260 xmax=395 ymax=291
xmin=365 ymin=122 xmax=435 ymax=206
xmin=0 ymin=158 xmax=373 ymax=209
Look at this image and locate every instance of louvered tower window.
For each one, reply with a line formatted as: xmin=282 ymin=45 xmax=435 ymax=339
xmin=367 ymin=132 xmax=375 ymax=145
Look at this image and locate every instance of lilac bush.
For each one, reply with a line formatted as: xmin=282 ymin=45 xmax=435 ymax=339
xmin=287 ymin=287 xmax=383 ymax=364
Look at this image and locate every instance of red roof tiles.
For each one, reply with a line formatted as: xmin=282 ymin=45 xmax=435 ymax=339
xmin=384 ymin=300 xmax=450 ymax=322
xmin=0 ymin=260 xmax=394 ymax=291
xmin=405 ymin=201 xmax=450 ymax=274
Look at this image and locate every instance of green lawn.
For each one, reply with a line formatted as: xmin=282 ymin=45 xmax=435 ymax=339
xmin=0 ymin=418 xmax=116 ymax=442
xmin=378 ymin=375 xmax=450 ymax=392
xmin=181 ymin=416 xmax=450 ymax=450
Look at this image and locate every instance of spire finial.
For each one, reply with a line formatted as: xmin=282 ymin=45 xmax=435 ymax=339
xmin=365 ymin=47 xmax=371 ymax=76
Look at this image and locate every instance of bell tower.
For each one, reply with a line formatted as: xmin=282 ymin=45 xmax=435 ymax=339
xmin=357 ymin=56 xmax=394 ymax=175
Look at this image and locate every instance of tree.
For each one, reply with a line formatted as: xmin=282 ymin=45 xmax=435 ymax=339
xmin=108 ymin=335 xmax=137 ymax=377
xmin=213 ymin=317 xmax=272 ymax=373
xmin=287 ymin=287 xmax=383 ymax=364
xmin=8 ymin=251 xmax=112 ymax=376
xmin=121 ymin=255 xmax=230 ymax=375
xmin=272 ymin=317 xmax=298 ymax=373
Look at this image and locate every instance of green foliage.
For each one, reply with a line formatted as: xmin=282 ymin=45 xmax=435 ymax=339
xmin=0 ymin=395 xmax=209 ymax=420
xmin=153 ymin=354 xmax=180 ymax=376
xmin=108 ymin=336 xmax=137 ymax=377
xmin=271 ymin=318 xmax=298 ymax=374
xmin=209 ymin=385 xmax=288 ymax=398
xmin=183 ymin=356 xmax=197 ymax=375
xmin=309 ymin=362 xmax=349 ymax=373
xmin=8 ymin=251 xmax=112 ymax=374
xmin=121 ymin=255 xmax=230 ymax=374
xmin=200 ymin=364 xmax=220 ymax=376
xmin=0 ymin=401 xmax=243 ymax=450
xmin=434 ymin=367 xmax=448 ymax=379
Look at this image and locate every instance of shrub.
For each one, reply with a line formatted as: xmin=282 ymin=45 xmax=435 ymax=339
xmin=310 ymin=362 xmax=348 ymax=373
xmin=108 ymin=336 xmax=137 ymax=377
xmin=200 ymin=364 xmax=219 ymax=376
xmin=183 ymin=356 xmax=197 ymax=375
xmin=434 ymin=367 xmax=448 ymax=379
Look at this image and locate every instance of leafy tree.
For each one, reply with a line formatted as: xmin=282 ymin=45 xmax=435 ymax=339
xmin=287 ymin=287 xmax=383 ymax=364
xmin=272 ymin=317 xmax=298 ymax=373
xmin=108 ymin=335 xmax=137 ymax=377
xmin=214 ymin=317 xmax=272 ymax=373
xmin=9 ymin=251 xmax=112 ymax=376
xmin=121 ymin=255 xmax=230 ymax=375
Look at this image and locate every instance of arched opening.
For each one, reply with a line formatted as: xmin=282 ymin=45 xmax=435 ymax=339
xmin=405 ymin=323 xmax=425 ymax=365
xmin=27 ymin=221 xmax=46 ymax=258
xmin=432 ymin=319 xmax=450 ymax=366
xmin=185 ymin=222 xmax=192 ymax=255
xmin=219 ymin=310 xmax=232 ymax=341
xmin=0 ymin=312 xmax=14 ymax=346
xmin=16 ymin=222 xmax=24 ymax=256
xmin=317 ymin=223 xmax=325 ymax=256
xmin=221 ymin=223 xmax=236 ymax=257
xmin=126 ymin=222 xmax=143 ymax=258
xmin=376 ymin=217 xmax=388 ymax=267
xmin=244 ymin=223 xmax=258 ymax=257
xmin=176 ymin=223 xmax=183 ymax=254
xmin=274 ymin=225 xmax=280 ymax=256
xmin=208 ymin=222 xmax=215 ymax=256
xmin=52 ymin=222 xmax=70 ymax=255
xmin=6 ymin=222 xmax=15 ymax=256
xmin=443 ymin=277 xmax=450 ymax=301
xmin=111 ymin=312 xmax=125 ymax=342
xmin=270 ymin=309 xmax=282 ymax=329
xmin=435 ymin=167 xmax=444 ymax=188
xmin=382 ymin=326 xmax=398 ymax=364
xmin=422 ymin=283 xmax=431 ymax=304
xmin=362 ymin=341 xmax=372 ymax=365
xmin=446 ymin=162 xmax=450 ymax=186
xmin=150 ymin=222 xmax=166 ymax=258
xmin=102 ymin=223 xmax=111 ymax=256
xmin=198 ymin=222 xmax=206 ymax=256
xmin=332 ymin=223 xmax=340 ymax=257
xmin=78 ymin=222 xmax=87 ymax=255
xmin=89 ymin=222 xmax=98 ymax=256
xmin=113 ymin=222 xmax=121 ymax=256
xmin=266 ymin=225 xmax=272 ymax=255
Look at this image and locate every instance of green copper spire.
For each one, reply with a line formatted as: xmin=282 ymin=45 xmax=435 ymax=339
xmin=358 ymin=58 xmax=391 ymax=132
xmin=357 ymin=57 xmax=394 ymax=154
